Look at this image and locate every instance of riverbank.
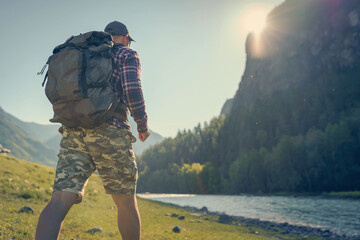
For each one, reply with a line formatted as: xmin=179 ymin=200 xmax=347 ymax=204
xmin=182 ymin=205 xmax=358 ymax=240
xmin=139 ymin=196 xmax=360 ymax=240
xmin=272 ymin=191 xmax=360 ymax=199
xmin=138 ymin=197 xmax=302 ymax=239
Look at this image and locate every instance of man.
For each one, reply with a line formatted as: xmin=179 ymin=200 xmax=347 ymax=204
xmin=36 ymin=21 xmax=149 ymax=240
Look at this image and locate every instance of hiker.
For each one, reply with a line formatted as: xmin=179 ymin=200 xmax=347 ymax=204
xmin=35 ymin=21 xmax=149 ymax=240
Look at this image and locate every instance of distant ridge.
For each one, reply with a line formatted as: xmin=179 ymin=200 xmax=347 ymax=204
xmin=5 ymin=114 xmax=61 ymax=143
xmin=0 ymin=106 xmax=58 ymax=166
xmin=129 ymin=118 xmax=165 ymax=155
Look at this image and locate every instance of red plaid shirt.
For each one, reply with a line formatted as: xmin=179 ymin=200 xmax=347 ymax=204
xmin=108 ymin=43 xmax=148 ymax=133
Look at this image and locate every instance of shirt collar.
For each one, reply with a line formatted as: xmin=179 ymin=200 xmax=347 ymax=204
xmin=114 ymin=43 xmax=125 ymax=47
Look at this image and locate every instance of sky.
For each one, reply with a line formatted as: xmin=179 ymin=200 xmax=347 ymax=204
xmin=0 ymin=0 xmax=284 ymax=138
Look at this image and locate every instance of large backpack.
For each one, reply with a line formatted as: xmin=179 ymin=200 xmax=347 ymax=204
xmin=39 ymin=31 xmax=119 ymax=128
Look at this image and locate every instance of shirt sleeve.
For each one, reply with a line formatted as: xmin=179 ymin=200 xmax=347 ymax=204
xmin=115 ymin=50 xmax=148 ymax=133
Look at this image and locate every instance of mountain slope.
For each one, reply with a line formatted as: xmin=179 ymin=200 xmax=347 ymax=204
xmin=232 ymin=0 xmax=360 ymax=113
xmin=4 ymin=111 xmax=60 ymax=143
xmin=129 ymin=118 xmax=165 ymax=155
xmin=222 ymin=0 xmax=360 ymax=160
xmin=0 ymin=108 xmax=58 ymax=166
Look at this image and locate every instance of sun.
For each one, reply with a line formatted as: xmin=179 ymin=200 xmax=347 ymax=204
xmin=241 ymin=7 xmax=269 ymax=34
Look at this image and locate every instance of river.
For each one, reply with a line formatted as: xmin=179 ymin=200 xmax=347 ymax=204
xmin=137 ymin=194 xmax=360 ymax=238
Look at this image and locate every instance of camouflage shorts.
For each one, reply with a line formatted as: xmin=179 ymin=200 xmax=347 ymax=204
xmin=53 ymin=123 xmax=138 ymax=202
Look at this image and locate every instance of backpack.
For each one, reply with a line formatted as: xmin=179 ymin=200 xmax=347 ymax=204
xmin=39 ymin=31 xmax=119 ymax=128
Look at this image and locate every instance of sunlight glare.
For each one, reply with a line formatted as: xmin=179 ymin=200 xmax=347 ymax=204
xmin=241 ymin=8 xmax=269 ymax=35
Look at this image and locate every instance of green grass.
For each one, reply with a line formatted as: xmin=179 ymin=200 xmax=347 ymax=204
xmin=273 ymin=191 xmax=360 ymax=199
xmin=324 ymin=191 xmax=360 ymax=199
xmin=0 ymin=154 xmax=320 ymax=239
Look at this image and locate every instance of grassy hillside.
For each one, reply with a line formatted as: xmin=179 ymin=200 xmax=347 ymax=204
xmin=0 ymin=108 xmax=57 ymax=166
xmin=0 ymin=154 xmax=315 ymax=240
xmin=2 ymin=108 xmax=60 ymax=144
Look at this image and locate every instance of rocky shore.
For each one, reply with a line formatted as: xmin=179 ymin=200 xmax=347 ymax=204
xmin=159 ymin=201 xmax=360 ymax=240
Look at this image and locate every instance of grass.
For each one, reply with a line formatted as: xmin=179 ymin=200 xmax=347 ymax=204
xmin=273 ymin=191 xmax=360 ymax=199
xmin=324 ymin=191 xmax=360 ymax=199
xmin=0 ymin=154 xmax=321 ymax=239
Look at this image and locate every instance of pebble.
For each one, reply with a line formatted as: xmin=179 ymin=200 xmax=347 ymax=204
xmin=200 ymin=206 xmax=208 ymax=214
xmin=191 ymin=213 xmax=201 ymax=217
xmin=172 ymin=226 xmax=181 ymax=233
xmin=18 ymin=206 xmax=34 ymax=214
xmin=218 ymin=214 xmax=233 ymax=224
xmin=87 ymin=227 xmax=102 ymax=234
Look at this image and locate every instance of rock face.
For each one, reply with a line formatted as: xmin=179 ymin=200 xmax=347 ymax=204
xmin=220 ymin=98 xmax=234 ymax=116
xmin=230 ymin=0 xmax=360 ymax=112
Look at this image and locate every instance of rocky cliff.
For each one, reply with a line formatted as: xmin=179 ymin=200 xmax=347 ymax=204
xmin=231 ymin=0 xmax=360 ymax=112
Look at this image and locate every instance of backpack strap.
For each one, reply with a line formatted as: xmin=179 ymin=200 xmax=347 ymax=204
xmin=38 ymin=62 xmax=49 ymax=87
xmin=41 ymin=71 xmax=48 ymax=87
xmin=37 ymin=64 xmax=47 ymax=75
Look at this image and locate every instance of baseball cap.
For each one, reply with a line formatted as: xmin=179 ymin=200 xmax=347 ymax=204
xmin=104 ymin=21 xmax=135 ymax=42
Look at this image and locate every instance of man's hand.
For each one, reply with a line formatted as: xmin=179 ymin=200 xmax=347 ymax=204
xmin=138 ymin=130 xmax=150 ymax=142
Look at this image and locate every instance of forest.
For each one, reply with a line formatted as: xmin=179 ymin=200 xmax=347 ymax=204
xmin=137 ymin=70 xmax=360 ymax=194
xmin=137 ymin=0 xmax=360 ymax=194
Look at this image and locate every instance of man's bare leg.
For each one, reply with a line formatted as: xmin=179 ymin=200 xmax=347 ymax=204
xmin=111 ymin=194 xmax=141 ymax=240
xmin=35 ymin=191 xmax=79 ymax=240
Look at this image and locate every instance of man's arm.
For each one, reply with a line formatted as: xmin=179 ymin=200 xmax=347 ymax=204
xmin=119 ymin=50 xmax=150 ymax=141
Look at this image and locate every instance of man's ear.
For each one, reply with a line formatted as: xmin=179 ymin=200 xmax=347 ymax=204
xmin=112 ymin=35 xmax=125 ymax=44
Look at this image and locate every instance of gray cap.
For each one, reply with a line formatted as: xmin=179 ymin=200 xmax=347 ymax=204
xmin=104 ymin=21 xmax=135 ymax=42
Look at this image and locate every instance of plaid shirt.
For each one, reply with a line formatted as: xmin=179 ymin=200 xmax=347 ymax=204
xmin=108 ymin=43 xmax=148 ymax=133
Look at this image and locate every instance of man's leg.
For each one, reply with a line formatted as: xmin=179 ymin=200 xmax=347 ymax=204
xmin=111 ymin=193 xmax=141 ymax=240
xmin=35 ymin=191 xmax=79 ymax=240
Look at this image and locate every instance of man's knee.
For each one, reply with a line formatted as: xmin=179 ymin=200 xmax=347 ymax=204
xmin=111 ymin=193 xmax=137 ymax=209
xmin=50 ymin=191 xmax=82 ymax=208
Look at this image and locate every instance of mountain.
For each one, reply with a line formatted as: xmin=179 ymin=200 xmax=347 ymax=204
xmin=4 ymin=113 xmax=60 ymax=143
xmin=44 ymin=134 xmax=62 ymax=152
xmin=220 ymin=98 xmax=233 ymax=116
xmin=231 ymin=0 xmax=360 ymax=113
xmin=0 ymin=107 xmax=58 ymax=166
xmin=137 ymin=0 xmax=360 ymax=194
xmin=0 ymin=106 xmax=164 ymax=167
xmin=129 ymin=118 xmax=165 ymax=155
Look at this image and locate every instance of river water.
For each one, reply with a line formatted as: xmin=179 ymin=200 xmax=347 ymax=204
xmin=137 ymin=194 xmax=360 ymax=237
